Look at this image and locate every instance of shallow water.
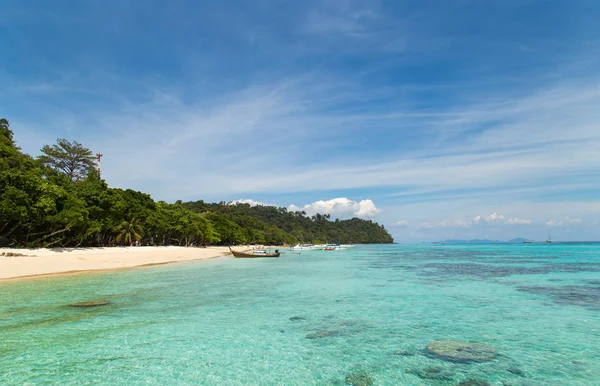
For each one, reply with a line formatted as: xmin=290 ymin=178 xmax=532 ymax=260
xmin=1 ymin=244 xmax=599 ymax=385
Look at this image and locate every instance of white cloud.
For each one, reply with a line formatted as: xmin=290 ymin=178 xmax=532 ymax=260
xmin=417 ymin=213 xmax=533 ymax=230
xmin=355 ymin=199 xmax=380 ymax=218
xmin=15 ymin=73 xmax=600 ymax=206
xmin=231 ymin=197 xmax=381 ymax=220
xmin=288 ymin=197 xmax=380 ymax=219
xmin=392 ymin=220 xmax=409 ymax=228
xmin=7 ymin=25 xmax=600 ymax=243
xmin=506 ymin=218 xmax=532 ymax=225
xmin=199 ymin=81 xmax=600 ymax=200
xmin=418 ymin=222 xmax=434 ymax=230
xmin=546 ymin=217 xmax=582 ymax=226
xmin=486 ymin=212 xmax=505 ymax=222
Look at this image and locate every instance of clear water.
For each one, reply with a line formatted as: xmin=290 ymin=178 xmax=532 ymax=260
xmin=1 ymin=244 xmax=599 ymax=385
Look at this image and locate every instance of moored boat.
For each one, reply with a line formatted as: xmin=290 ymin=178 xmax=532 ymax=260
xmin=289 ymin=244 xmax=313 ymax=251
xmin=229 ymin=247 xmax=280 ymax=258
xmin=289 ymin=244 xmax=327 ymax=251
xmin=322 ymin=243 xmax=346 ymax=250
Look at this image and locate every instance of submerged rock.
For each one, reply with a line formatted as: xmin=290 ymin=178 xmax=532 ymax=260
xmin=414 ymin=262 xmax=600 ymax=280
xmin=344 ymin=372 xmax=373 ymax=386
xmin=426 ymin=340 xmax=497 ymax=363
xmin=407 ymin=366 xmax=453 ymax=381
xmin=70 ymin=299 xmax=110 ymax=308
xmin=458 ymin=379 xmax=490 ymax=386
xmin=393 ymin=350 xmax=415 ymax=356
xmin=305 ymin=330 xmax=339 ymax=339
xmin=507 ymin=367 xmax=525 ymax=376
xmin=517 ymin=285 xmax=600 ymax=310
xmin=289 ymin=316 xmax=306 ymax=321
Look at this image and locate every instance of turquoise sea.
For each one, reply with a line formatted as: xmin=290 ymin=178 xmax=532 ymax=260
xmin=1 ymin=244 xmax=599 ymax=385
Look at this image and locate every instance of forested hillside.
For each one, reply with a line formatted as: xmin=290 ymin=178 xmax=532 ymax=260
xmin=181 ymin=201 xmax=394 ymax=245
xmin=0 ymin=118 xmax=393 ymax=247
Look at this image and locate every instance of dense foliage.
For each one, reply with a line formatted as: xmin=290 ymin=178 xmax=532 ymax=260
xmin=181 ymin=201 xmax=394 ymax=245
xmin=0 ymin=119 xmax=393 ymax=247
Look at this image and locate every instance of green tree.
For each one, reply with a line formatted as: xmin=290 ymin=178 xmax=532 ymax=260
xmin=0 ymin=118 xmax=49 ymax=246
xmin=113 ymin=218 xmax=144 ymax=246
xmin=38 ymin=138 xmax=97 ymax=182
xmin=0 ymin=118 xmax=13 ymax=143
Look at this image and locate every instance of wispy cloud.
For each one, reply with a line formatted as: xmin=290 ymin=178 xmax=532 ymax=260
xmin=10 ymin=69 xmax=600 ymax=203
xmin=506 ymin=218 xmax=532 ymax=225
xmin=485 ymin=213 xmax=505 ymax=223
xmin=10 ymin=71 xmax=600 ymax=244
xmin=301 ymin=3 xmax=379 ymax=37
xmin=3 ymin=0 xmax=600 ymax=241
xmin=419 ymin=213 xmax=533 ymax=230
xmin=546 ymin=217 xmax=583 ymax=227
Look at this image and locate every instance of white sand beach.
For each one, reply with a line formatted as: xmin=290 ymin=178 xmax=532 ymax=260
xmin=0 ymin=246 xmax=244 ymax=280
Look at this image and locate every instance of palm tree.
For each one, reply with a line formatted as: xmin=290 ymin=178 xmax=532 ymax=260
xmin=112 ymin=218 xmax=144 ymax=246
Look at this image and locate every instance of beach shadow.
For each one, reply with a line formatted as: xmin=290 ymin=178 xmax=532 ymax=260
xmin=50 ymin=247 xmax=107 ymax=253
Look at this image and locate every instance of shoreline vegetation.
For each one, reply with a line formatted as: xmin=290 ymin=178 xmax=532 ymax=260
xmin=0 ymin=119 xmax=393 ymax=255
xmin=0 ymin=245 xmax=262 ymax=281
xmin=1 ymin=118 xmax=394 ymax=249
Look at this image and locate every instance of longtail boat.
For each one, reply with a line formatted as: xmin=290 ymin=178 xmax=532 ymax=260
xmin=229 ymin=247 xmax=280 ymax=258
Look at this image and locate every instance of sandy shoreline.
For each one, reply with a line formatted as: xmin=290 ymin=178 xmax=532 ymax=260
xmin=0 ymin=246 xmax=252 ymax=281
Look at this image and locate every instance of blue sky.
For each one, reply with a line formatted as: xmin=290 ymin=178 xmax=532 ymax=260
xmin=2 ymin=0 xmax=600 ymax=242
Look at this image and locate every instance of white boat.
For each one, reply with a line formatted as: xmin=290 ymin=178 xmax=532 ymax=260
xmin=322 ymin=244 xmax=347 ymax=251
xmin=291 ymin=243 xmax=353 ymax=251
xmin=289 ymin=244 xmax=322 ymax=251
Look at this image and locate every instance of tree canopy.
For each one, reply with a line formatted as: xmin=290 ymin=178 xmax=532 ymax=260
xmin=38 ymin=138 xmax=97 ymax=182
xmin=181 ymin=201 xmax=394 ymax=245
xmin=0 ymin=118 xmax=393 ymax=248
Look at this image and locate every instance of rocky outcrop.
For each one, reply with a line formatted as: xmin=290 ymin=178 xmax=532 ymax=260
xmin=426 ymin=340 xmax=497 ymax=363
xmin=344 ymin=372 xmax=373 ymax=386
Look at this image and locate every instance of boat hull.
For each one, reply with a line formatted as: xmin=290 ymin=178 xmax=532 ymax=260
xmin=289 ymin=244 xmax=324 ymax=251
xmin=229 ymin=247 xmax=280 ymax=258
